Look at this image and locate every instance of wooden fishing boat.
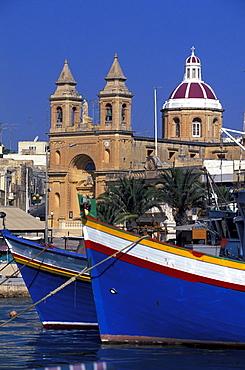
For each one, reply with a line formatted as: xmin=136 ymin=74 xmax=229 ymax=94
xmin=1 ymin=229 xmax=98 ymax=330
xmin=83 ymin=215 xmax=245 ymax=346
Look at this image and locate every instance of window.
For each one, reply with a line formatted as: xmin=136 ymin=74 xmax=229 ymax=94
xmin=71 ymin=107 xmax=76 ymax=126
xmin=105 ymin=149 xmax=110 ymax=163
xmin=192 ymin=68 xmax=196 ymax=78
xmin=173 ymin=117 xmax=180 ymax=137
xmin=57 ymin=107 xmax=62 ymax=122
xmin=217 ymin=154 xmax=226 ymax=159
xmin=121 ymin=104 xmax=126 ymax=122
xmin=168 ymin=151 xmax=176 ymax=160
xmin=105 ymin=104 xmax=112 ymax=122
xmin=192 ymin=118 xmax=201 ymax=137
xmin=54 ymin=193 xmax=60 ymax=207
xmin=55 ymin=150 xmax=61 ymax=165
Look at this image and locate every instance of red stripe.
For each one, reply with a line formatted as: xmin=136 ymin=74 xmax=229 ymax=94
xmin=86 ymin=240 xmax=245 ymax=292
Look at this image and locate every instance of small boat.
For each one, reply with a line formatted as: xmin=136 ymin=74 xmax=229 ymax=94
xmin=1 ymin=229 xmax=98 ymax=330
xmin=83 ymin=215 xmax=245 ymax=346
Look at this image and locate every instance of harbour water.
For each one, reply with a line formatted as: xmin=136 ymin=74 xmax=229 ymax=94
xmin=1 ymin=298 xmax=245 ymax=369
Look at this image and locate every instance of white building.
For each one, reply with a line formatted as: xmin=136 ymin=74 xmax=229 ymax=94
xmin=4 ymin=140 xmax=47 ymax=167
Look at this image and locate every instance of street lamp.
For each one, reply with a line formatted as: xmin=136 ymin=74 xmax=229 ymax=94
xmin=44 ymin=143 xmax=77 ymax=243
xmin=32 ymin=193 xmax=43 ymax=218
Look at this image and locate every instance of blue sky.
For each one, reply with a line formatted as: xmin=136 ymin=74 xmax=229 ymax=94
xmin=0 ymin=0 xmax=245 ymax=151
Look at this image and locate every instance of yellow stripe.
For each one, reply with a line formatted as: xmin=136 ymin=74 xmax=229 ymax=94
xmin=15 ymin=256 xmax=90 ymax=282
xmin=85 ymin=217 xmax=245 ymax=271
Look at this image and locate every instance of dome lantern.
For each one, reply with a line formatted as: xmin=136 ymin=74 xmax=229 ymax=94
xmin=184 ymin=46 xmax=201 ymax=81
xmin=162 ymin=47 xmax=222 ymax=110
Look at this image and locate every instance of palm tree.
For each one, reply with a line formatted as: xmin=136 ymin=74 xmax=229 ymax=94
xmin=157 ymin=167 xmax=205 ymax=226
xmin=97 ymin=192 xmax=131 ymax=226
xmin=97 ymin=176 xmax=162 ymax=230
xmin=214 ymin=185 xmax=235 ymax=208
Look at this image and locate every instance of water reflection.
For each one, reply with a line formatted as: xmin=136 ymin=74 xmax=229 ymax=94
xmin=1 ymin=298 xmax=245 ymax=369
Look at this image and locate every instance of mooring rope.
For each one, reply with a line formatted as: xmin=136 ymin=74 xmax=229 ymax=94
xmin=0 ymin=246 xmax=47 ymax=286
xmin=0 ymin=234 xmax=149 ymax=327
xmin=0 ymin=257 xmax=15 ymax=272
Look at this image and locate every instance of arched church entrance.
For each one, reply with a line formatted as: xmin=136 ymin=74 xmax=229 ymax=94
xmin=68 ymin=154 xmax=96 ymax=219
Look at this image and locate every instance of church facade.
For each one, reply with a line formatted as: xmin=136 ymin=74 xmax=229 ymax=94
xmin=47 ymin=49 xmax=242 ymax=228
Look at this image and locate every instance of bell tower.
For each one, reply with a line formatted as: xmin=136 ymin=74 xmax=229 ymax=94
xmin=49 ymin=60 xmax=83 ymax=133
xmin=98 ymin=54 xmax=133 ymax=131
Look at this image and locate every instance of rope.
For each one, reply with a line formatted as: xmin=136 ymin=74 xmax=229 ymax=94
xmin=0 ymin=246 xmax=47 ymax=286
xmin=0 ymin=234 xmax=149 ymax=327
xmin=0 ymin=257 xmax=15 ymax=272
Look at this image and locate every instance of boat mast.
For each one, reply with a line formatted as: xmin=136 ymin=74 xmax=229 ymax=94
xmin=221 ymin=127 xmax=245 ymax=151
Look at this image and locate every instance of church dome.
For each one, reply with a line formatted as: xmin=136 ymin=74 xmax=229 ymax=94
xmin=162 ymin=47 xmax=222 ymax=110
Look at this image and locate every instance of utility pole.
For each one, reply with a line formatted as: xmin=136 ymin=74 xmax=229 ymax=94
xmin=153 ymin=86 xmax=167 ymax=157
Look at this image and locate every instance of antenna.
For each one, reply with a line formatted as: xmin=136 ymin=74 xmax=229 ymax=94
xmin=28 ymin=117 xmax=35 ymax=140
xmin=0 ymin=123 xmax=8 ymax=145
xmin=7 ymin=123 xmax=19 ymax=151
xmin=4 ymin=124 xmax=19 ymax=151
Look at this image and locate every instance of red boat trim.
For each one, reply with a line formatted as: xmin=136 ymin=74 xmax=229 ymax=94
xmin=86 ymin=240 xmax=245 ymax=292
xmin=101 ymin=334 xmax=245 ymax=347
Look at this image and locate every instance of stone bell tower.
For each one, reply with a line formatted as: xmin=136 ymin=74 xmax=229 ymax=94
xmin=49 ymin=59 xmax=92 ymax=133
xmin=98 ymin=53 xmax=133 ymax=132
xmin=49 ymin=60 xmax=82 ymax=132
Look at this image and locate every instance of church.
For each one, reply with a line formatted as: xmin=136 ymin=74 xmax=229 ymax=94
xmin=47 ymin=48 xmax=243 ymax=229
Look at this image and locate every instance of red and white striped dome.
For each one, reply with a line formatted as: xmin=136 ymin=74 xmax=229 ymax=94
xmin=163 ymin=47 xmax=222 ymax=110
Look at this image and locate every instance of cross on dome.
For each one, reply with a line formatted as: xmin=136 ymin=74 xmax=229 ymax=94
xmin=191 ymin=46 xmax=195 ymax=55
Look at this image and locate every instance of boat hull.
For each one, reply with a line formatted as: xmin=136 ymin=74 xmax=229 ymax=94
xmin=83 ymin=217 xmax=245 ymax=345
xmin=2 ymin=230 xmax=98 ymax=330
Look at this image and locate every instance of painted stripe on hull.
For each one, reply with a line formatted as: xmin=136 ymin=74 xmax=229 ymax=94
xmin=83 ymin=221 xmax=245 ymax=289
xmin=84 ymin=216 xmax=245 ymax=270
xmin=14 ymin=259 xmax=97 ymax=328
xmin=86 ymin=239 xmax=245 ymax=292
xmin=2 ymin=228 xmax=98 ymax=329
xmin=12 ymin=253 xmax=90 ymax=281
xmin=85 ymin=246 xmax=245 ymax=344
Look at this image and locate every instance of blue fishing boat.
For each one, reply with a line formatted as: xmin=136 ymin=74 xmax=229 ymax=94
xmin=1 ymin=229 xmax=98 ymax=330
xmin=83 ymin=215 xmax=245 ymax=346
